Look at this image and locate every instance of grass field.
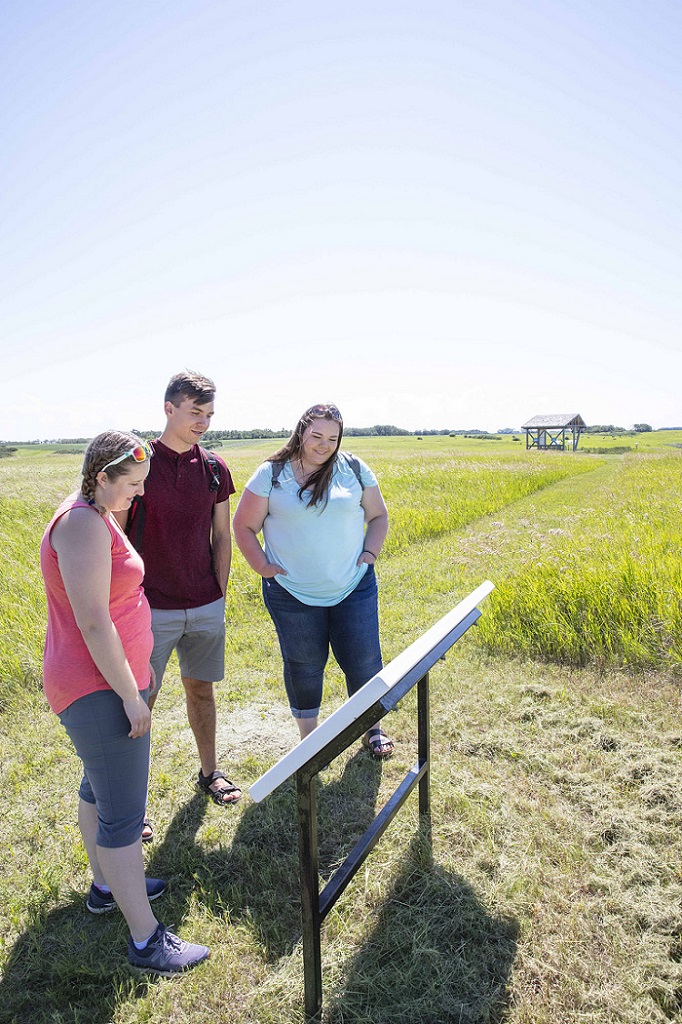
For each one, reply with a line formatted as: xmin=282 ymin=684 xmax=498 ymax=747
xmin=1 ymin=434 xmax=681 ymax=1023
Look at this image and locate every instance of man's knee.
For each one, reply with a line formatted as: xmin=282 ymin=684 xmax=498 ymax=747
xmin=182 ymin=676 xmax=215 ymax=702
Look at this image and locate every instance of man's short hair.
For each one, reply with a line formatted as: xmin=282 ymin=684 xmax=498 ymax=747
xmin=164 ymin=371 xmax=216 ymax=407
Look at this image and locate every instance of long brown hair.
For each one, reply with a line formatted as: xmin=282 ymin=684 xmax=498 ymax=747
xmin=269 ymin=403 xmax=343 ymax=508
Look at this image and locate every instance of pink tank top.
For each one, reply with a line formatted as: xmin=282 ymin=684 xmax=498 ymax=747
xmin=40 ymin=496 xmax=153 ymax=714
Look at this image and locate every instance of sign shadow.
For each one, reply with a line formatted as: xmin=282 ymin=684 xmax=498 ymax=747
xmin=324 ymin=829 xmax=519 ymax=1024
xmin=189 ymin=747 xmax=385 ymax=961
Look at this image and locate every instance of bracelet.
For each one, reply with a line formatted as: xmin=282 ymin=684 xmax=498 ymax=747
xmin=362 ymin=548 xmax=378 ymax=559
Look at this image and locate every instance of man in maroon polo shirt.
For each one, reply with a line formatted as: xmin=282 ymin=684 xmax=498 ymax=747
xmin=117 ymin=371 xmax=241 ymax=836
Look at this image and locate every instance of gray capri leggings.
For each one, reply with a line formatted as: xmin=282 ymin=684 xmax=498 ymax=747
xmin=58 ymin=687 xmax=150 ymax=849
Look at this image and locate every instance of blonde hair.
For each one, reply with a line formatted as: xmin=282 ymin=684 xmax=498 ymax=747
xmin=81 ymin=430 xmax=147 ymax=503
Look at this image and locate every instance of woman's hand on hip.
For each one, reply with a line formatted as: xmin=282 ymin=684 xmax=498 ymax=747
xmin=261 ymin=563 xmax=287 ymax=578
xmin=124 ymin=695 xmax=152 ymax=738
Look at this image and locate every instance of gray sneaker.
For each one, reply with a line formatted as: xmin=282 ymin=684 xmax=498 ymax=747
xmin=127 ymin=923 xmax=210 ymax=975
xmin=87 ymin=877 xmax=167 ymax=914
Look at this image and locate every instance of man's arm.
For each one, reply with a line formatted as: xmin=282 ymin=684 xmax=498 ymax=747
xmin=211 ymin=498 xmax=232 ymax=596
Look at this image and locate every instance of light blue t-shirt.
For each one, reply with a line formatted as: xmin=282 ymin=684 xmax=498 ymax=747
xmin=244 ymin=454 xmax=379 ymax=606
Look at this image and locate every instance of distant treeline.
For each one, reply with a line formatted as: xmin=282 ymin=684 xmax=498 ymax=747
xmin=9 ymin=423 xmax=675 ymax=446
xmin=17 ymin=425 xmax=517 ymax=444
xmin=585 ymin=424 xmax=652 ymax=433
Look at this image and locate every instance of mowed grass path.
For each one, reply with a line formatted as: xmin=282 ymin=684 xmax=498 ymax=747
xmin=0 ymin=438 xmax=681 ymax=1023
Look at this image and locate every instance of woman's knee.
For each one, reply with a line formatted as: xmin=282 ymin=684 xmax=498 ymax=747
xmin=283 ymin=657 xmax=326 ymax=714
xmin=96 ymin=808 xmax=146 ymax=848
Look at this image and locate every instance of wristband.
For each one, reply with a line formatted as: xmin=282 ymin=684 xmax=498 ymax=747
xmin=362 ymin=548 xmax=378 ymax=559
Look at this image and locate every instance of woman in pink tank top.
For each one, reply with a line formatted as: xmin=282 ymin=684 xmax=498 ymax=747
xmin=40 ymin=430 xmax=210 ymax=975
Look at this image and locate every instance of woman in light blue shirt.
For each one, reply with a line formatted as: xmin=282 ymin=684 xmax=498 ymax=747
xmin=233 ymin=403 xmax=393 ymax=757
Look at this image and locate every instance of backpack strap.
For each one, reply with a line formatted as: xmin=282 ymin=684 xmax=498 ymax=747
xmin=340 ymin=452 xmax=364 ymax=490
xmin=202 ymin=449 xmax=222 ymax=493
xmin=270 ymin=454 xmax=363 ymax=491
xmin=125 ymin=495 xmax=146 ymax=553
xmin=125 ymin=446 xmax=222 ymax=552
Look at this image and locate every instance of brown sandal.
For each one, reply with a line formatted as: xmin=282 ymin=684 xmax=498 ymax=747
xmin=362 ymin=728 xmax=394 ymax=760
xmin=196 ymin=769 xmax=242 ymax=806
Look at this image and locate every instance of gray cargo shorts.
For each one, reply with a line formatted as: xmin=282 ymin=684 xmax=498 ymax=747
xmin=150 ymin=596 xmax=226 ymax=688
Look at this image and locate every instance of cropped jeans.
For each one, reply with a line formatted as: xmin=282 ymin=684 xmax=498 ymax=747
xmin=58 ymin=687 xmax=150 ymax=848
xmin=262 ymin=565 xmax=383 ymax=718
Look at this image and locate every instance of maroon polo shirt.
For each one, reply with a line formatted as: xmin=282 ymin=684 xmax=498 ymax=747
xmin=139 ymin=439 xmax=235 ymax=610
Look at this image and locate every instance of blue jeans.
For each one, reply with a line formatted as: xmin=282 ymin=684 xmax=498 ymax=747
xmin=262 ymin=565 xmax=383 ymax=718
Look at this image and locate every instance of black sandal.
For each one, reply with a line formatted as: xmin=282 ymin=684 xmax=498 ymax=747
xmin=142 ymin=816 xmax=154 ymax=843
xmin=362 ymin=728 xmax=394 ymax=760
xmin=196 ymin=769 xmax=242 ymax=806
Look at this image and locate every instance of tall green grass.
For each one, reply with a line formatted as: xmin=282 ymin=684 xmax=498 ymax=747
xmin=369 ymin=450 xmax=597 ymax=555
xmin=3 ymin=440 xmax=678 ymax=713
xmin=477 ymin=452 xmax=682 ymax=672
xmin=0 ymin=498 xmax=51 ymax=710
xmin=224 ymin=447 xmax=599 ymax=633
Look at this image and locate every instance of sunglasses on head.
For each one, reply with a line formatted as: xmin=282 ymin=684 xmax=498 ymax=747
xmin=100 ymin=441 xmax=154 ymax=473
xmin=306 ymin=404 xmax=342 ymax=421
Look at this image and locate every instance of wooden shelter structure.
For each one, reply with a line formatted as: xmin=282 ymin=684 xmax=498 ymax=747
xmin=522 ymin=413 xmax=586 ymax=452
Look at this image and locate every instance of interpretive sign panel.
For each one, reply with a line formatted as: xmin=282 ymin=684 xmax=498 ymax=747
xmin=249 ymin=579 xmax=494 ymax=802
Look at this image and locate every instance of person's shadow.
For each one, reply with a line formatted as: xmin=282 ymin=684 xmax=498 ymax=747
xmin=211 ymin=746 xmax=517 ymax=1022
xmin=0 ymin=750 xmax=382 ymax=1023
xmin=182 ymin=747 xmax=387 ymax=959
xmin=0 ymin=751 xmax=517 ymax=1023
xmin=323 ymin=827 xmax=518 ymax=1023
xmin=0 ymin=796 xmax=212 ymax=1024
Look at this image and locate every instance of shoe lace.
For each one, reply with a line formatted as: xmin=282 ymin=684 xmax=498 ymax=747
xmin=161 ymin=930 xmax=184 ymax=952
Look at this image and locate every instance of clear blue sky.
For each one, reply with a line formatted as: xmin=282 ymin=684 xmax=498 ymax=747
xmin=2 ymin=0 xmax=681 ymax=439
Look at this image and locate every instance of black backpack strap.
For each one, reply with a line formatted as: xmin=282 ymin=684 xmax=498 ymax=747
xmin=124 ymin=495 xmax=146 ymax=553
xmin=270 ymin=455 xmax=363 ymax=492
xmin=202 ymin=449 xmax=222 ymax=493
xmin=341 ymin=452 xmax=364 ymax=490
xmin=126 ymin=448 xmax=221 ymax=551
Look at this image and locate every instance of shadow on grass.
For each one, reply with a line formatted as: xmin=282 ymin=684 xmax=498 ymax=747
xmin=186 ymin=748 xmax=385 ymax=959
xmin=324 ymin=829 xmax=519 ymax=1024
xmin=0 ymin=795 xmax=210 ymax=1024
xmin=219 ymin=741 xmax=517 ymax=1022
xmin=0 ymin=749 xmax=384 ymax=1023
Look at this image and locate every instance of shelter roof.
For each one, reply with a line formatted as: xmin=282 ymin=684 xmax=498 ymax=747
xmin=521 ymin=413 xmax=586 ymax=429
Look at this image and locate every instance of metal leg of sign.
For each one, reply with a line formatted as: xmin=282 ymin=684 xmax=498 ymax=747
xmin=298 ymin=769 xmax=323 ymax=1023
xmin=417 ymin=669 xmax=433 ymax=867
xmin=418 ymin=670 xmax=431 ymax=820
